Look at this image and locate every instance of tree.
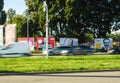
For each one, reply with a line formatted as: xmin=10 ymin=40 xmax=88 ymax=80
xmin=0 ymin=0 xmax=4 ymax=11
xmin=7 ymin=8 xmax=16 ymax=24
xmin=0 ymin=0 xmax=6 ymax=25
xmin=12 ymin=14 xmax=27 ymax=38
xmin=61 ymin=0 xmax=120 ymax=42
xmin=24 ymin=0 xmax=120 ymax=43
xmin=109 ymin=33 xmax=120 ymax=42
xmin=88 ymin=0 xmax=120 ymax=38
xmin=24 ymin=0 xmax=45 ymax=38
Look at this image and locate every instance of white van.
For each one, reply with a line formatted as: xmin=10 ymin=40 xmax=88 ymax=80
xmin=0 ymin=42 xmax=31 ymax=57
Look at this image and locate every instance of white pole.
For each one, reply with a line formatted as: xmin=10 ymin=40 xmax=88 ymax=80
xmin=43 ymin=1 xmax=49 ymax=58
xmin=27 ymin=0 xmax=29 ymax=42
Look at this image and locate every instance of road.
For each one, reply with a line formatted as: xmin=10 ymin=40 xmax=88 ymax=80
xmin=0 ymin=71 xmax=120 ymax=83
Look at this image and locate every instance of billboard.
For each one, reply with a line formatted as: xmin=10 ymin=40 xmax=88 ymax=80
xmin=18 ymin=37 xmax=34 ymax=51
xmin=5 ymin=24 xmax=16 ymax=45
xmin=60 ymin=38 xmax=78 ymax=46
xmin=0 ymin=25 xmax=3 ymax=47
xmin=36 ymin=37 xmax=55 ymax=51
xmin=94 ymin=38 xmax=113 ymax=50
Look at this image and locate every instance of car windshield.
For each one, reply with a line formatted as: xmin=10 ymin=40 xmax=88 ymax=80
xmin=0 ymin=44 xmax=12 ymax=50
xmin=75 ymin=45 xmax=92 ymax=49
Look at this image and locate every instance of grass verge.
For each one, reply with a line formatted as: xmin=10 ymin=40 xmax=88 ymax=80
xmin=0 ymin=55 xmax=120 ymax=73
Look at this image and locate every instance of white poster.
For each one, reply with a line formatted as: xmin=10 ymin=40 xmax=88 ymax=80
xmin=18 ymin=37 xmax=34 ymax=51
xmin=94 ymin=38 xmax=113 ymax=50
xmin=5 ymin=24 xmax=16 ymax=45
xmin=60 ymin=38 xmax=78 ymax=46
xmin=0 ymin=25 xmax=3 ymax=47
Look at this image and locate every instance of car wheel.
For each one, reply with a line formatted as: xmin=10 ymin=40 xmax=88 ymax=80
xmin=67 ymin=52 xmax=73 ymax=56
xmin=87 ymin=52 xmax=93 ymax=55
xmin=49 ymin=52 xmax=53 ymax=56
xmin=114 ymin=51 xmax=118 ymax=54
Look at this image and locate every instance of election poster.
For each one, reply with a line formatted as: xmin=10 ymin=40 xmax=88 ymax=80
xmin=60 ymin=38 xmax=78 ymax=46
xmin=5 ymin=24 xmax=16 ymax=45
xmin=94 ymin=38 xmax=113 ymax=51
xmin=18 ymin=37 xmax=34 ymax=51
xmin=36 ymin=37 xmax=55 ymax=51
xmin=0 ymin=25 xmax=3 ymax=47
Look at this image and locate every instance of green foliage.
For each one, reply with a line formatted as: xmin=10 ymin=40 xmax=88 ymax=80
xmin=11 ymin=0 xmax=120 ymax=43
xmin=24 ymin=0 xmax=46 ymax=38
xmin=0 ymin=0 xmax=6 ymax=25
xmin=0 ymin=55 xmax=120 ymax=73
xmin=12 ymin=15 xmax=27 ymax=37
xmin=6 ymin=8 xmax=28 ymax=38
xmin=109 ymin=33 xmax=120 ymax=41
xmin=0 ymin=11 xmax=6 ymax=24
xmin=0 ymin=0 xmax=3 ymax=11
xmin=7 ymin=8 xmax=16 ymax=24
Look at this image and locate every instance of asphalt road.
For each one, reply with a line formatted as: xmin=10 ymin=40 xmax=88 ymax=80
xmin=0 ymin=71 xmax=120 ymax=83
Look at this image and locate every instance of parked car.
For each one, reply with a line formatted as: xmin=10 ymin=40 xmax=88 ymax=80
xmin=43 ymin=45 xmax=94 ymax=55
xmin=72 ymin=45 xmax=94 ymax=55
xmin=38 ymin=42 xmax=52 ymax=50
xmin=43 ymin=46 xmax=74 ymax=55
xmin=107 ymin=46 xmax=120 ymax=54
xmin=0 ymin=42 xmax=31 ymax=57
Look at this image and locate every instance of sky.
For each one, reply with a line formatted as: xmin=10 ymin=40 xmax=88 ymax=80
xmin=3 ymin=0 xmax=27 ymax=15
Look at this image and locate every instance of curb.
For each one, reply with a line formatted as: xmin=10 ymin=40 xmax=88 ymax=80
xmin=0 ymin=69 xmax=120 ymax=75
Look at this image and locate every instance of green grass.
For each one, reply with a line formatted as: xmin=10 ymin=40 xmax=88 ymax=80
xmin=0 ymin=55 xmax=120 ymax=73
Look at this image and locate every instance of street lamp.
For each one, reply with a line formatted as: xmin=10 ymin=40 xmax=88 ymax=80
xmin=43 ymin=1 xmax=49 ymax=58
xmin=27 ymin=0 xmax=29 ymax=42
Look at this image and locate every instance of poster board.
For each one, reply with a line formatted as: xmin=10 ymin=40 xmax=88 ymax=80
xmin=18 ymin=37 xmax=34 ymax=51
xmin=0 ymin=25 xmax=3 ymax=47
xmin=60 ymin=38 xmax=78 ymax=46
xmin=36 ymin=37 xmax=55 ymax=51
xmin=5 ymin=24 xmax=16 ymax=45
xmin=94 ymin=38 xmax=113 ymax=50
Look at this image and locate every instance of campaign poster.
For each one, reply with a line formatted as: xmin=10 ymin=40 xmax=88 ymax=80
xmin=94 ymin=38 xmax=113 ymax=50
xmin=18 ymin=37 xmax=34 ymax=51
xmin=0 ymin=25 xmax=3 ymax=47
xmin=60 ymin=38 xmax=78 ymax=46
xmin=36 ymin=37 xmax=55 ymax=51
xmin=5 ymin=24 xmax=16 ymax=45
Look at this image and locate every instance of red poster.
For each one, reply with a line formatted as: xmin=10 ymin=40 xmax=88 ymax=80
xmin=36 ymin=37 xmax=55 ymax=51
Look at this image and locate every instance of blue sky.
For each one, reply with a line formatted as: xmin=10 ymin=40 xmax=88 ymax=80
xmin=3 ymin=0 xmax=27 ymax=15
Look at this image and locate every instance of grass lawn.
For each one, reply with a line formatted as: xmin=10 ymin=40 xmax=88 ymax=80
xmin=0 ymin=55 xmax=120 ymax=73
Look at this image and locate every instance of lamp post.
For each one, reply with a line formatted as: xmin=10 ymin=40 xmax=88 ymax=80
xmin=27 ymin=0 xmax=29 ymax=42
xmin=43 ymin=1 xmax=49 ymax=58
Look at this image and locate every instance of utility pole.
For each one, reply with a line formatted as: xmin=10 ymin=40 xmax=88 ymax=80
xmin=43 ymin=1 xmax=49 ymax=58
xmin=27 ymin=0 xmax=29 ymax=42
